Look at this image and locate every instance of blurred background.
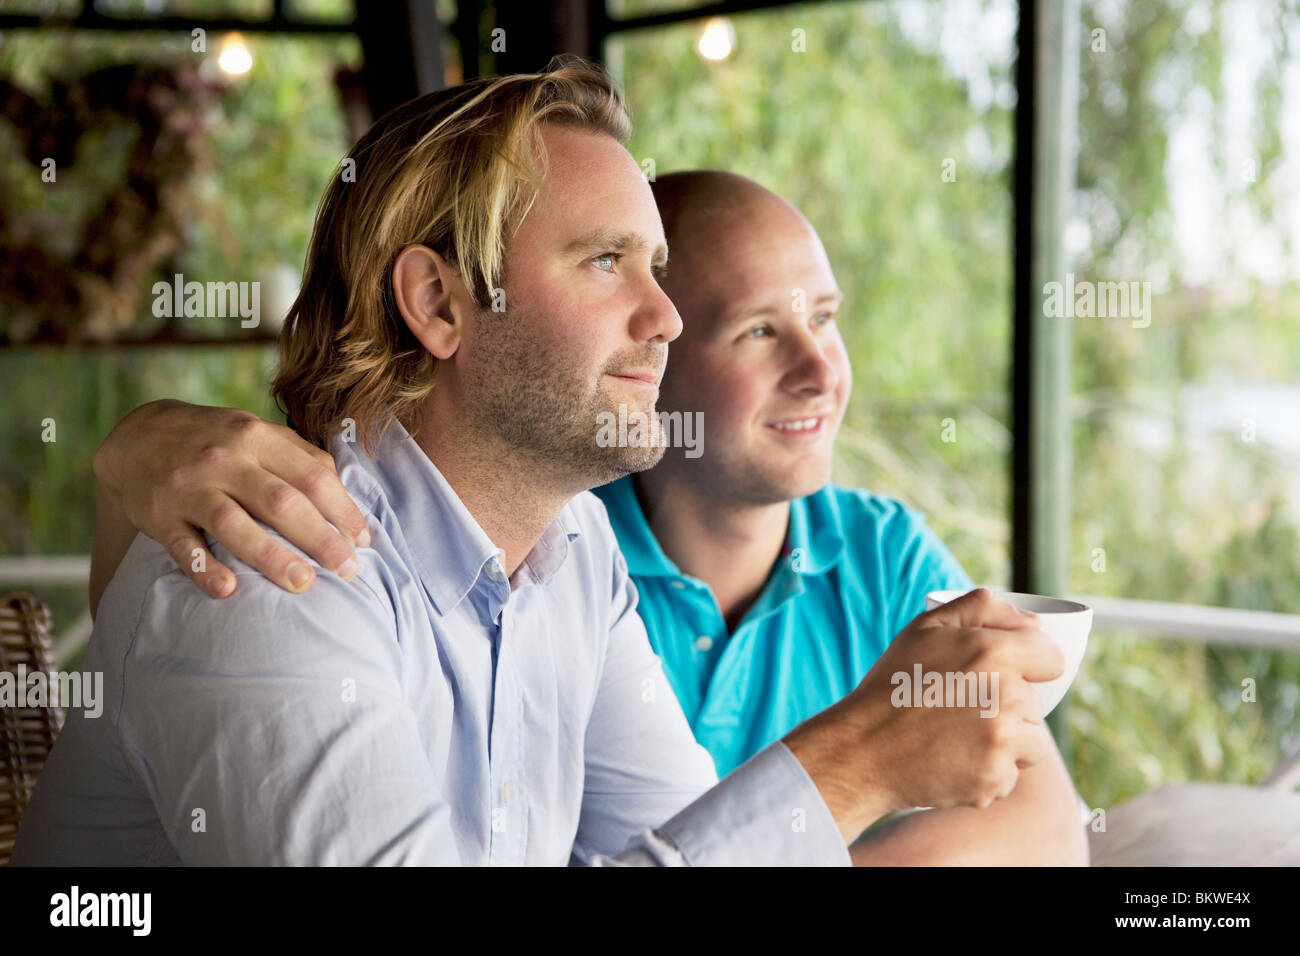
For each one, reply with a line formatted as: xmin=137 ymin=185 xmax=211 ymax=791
xmin=0 ymin=0 xmax=1297 ymax=820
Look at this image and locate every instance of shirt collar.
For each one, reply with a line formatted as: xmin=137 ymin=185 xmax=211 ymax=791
xmin=596 ymin=475 xmax=682 ymax=577
xmin=331 ymin=419 xmax=581 ymax=615
xmin=597 ymin=475 xmax=845 ymax=579
xmin=784 ymin=488 xmax=846 ymax=576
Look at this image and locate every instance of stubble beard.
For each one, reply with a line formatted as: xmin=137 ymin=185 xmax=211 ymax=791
xmin=466 ymin=304 xmax=667 ymax=491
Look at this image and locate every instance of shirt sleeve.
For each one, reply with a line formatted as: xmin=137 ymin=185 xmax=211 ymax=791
xmin=570 ymin=546 xmax=850 ymax=866
xmin=116 ymin=551 xmax=467 ymax=866
xmin=885 ymin=502 xmax=974 ymax=640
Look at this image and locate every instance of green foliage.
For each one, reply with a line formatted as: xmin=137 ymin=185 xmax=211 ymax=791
xmin=1067 ymin=0 xmax=1300 ymax=802
xmin=0 ymin=21 xmax=352 ymax=628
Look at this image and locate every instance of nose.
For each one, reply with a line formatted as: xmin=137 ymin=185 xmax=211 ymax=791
xmin=782 ymin=328 xmax=840 ymax=397
xmin=628 ymin=272 xmax=683 ymax=345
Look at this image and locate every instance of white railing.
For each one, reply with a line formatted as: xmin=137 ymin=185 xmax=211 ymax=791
xmin=0 ymin=556 xmax=91 ymax=588
xmin=1071 ymin=595 xmax=1300 ymax=653
xmin=4 ymin=557 xmax=1300 ymax=661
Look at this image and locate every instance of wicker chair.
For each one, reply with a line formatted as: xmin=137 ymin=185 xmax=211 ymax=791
xmin=0 ymin=591 xmax=65 ymax=866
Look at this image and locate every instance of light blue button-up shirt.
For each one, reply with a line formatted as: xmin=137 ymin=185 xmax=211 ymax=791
xmin=14 ymin=420 xmax=848 ymax=866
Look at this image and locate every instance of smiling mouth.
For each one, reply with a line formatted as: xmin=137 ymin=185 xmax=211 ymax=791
xmin=769 ymin=416 xmax=826 ymax=434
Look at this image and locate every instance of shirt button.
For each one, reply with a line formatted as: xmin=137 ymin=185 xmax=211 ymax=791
xmin=670 ymin=581 xmax=687 ymax=590
xmin=485 ymin=563 xmax=503 ymax=582
xmin=694 ymin=635 xmax=713 ymax=652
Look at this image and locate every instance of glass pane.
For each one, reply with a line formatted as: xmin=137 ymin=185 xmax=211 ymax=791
xmin=0 ymin=28 xmax=361 ymax=339
xmin=608 ymin=0 xmax=1017 ymax=585
xmin=0 ymin=25 xmax=359 ymax=642
xmin=0 ymin=345 xmax=282 ymax=653
xmin=1067 ymin=0 xmax=1300 ymax=807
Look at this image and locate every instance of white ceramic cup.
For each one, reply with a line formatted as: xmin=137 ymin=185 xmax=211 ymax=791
xmin=923 ymin=589 xmax=1093 ymax=717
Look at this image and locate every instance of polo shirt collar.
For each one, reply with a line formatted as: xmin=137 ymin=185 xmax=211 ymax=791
xmin=596 ymin=475 xmax=681 ymax=577
xmin=598 ymin=474 xmax=845 ymax=580
xmin=784 ymin=488 xmax=846 ymax=575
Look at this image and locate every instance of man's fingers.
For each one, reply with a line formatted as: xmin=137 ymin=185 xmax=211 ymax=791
xmin=198 ymin=492 xmax=320 ymax=594
xmin=983 ymin=627 xmax=1066 ymax=683
xmin=270 ymin=433 xmax=371 ymax=549
xmin=244 ymin=476 xmax=361 ymax=587
xmin=923 ymin=587 xmax=1036 ymax=631
xmin=239 ymin=473 xmax=362 ymax=583
xmin=162 ymin=526 xmax=237 ymax=599
xmin=1013 ymin=722 xmax=1055 ymax=769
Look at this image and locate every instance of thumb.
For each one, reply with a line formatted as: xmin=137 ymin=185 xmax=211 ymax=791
xmin=922 ymin=587 xmax=1037 ymax=631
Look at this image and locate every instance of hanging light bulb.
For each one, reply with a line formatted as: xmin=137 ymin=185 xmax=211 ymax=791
xmin=217 ymin=32 xmax=253 ymax=76
xmin=696 ymin=17 xmax=736 ymax=61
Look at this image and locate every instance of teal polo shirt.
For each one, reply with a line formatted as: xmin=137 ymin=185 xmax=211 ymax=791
xmin=591 ymin=476 xmax=973 ymax=777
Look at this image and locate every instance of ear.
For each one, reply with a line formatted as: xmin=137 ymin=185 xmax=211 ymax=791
xmin=392 ymin=244 xmax=471 ymax=360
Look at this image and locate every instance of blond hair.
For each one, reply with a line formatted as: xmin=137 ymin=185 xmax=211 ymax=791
xmin=271 ymin=56 xmax=631 ymax=455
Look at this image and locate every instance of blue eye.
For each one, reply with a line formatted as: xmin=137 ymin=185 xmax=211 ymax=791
xmin=745 ymin=326 xmax=772 ymax=339
xmin=592 ymin=253 xmax=619 ymax=272
xmin=813 ymin=312 xmax=836 ymax=326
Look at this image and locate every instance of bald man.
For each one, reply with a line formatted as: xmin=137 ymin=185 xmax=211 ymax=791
xmin=592 ymin=171 xmax=974 ymax=775
xmin=88 ymin=170 xmax=1087 ymax=865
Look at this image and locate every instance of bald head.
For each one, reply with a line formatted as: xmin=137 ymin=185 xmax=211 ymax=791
xmin=638 ymin=169 xmax=850 ymax=506
xmin=647 ymin=170 xmax=836 ymax=337
xmin=651 ymin=171 xmax=813 ymax=282
xmin=651 ymin=170 xmax=780 ymax=243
